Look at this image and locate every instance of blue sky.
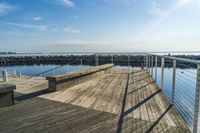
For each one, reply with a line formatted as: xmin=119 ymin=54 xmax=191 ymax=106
xmin=0 ymin=0 xmax=200 ymax=52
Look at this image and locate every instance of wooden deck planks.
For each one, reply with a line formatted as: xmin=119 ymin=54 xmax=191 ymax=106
xmin=0 ymin=68 xmax=191 ymax=133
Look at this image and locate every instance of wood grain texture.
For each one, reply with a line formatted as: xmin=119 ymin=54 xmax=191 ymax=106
xmin=0 ymin=69 xmax=190 ymax=133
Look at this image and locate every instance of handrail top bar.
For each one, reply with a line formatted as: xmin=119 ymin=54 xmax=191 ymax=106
xmin=149 ymin=54 xmax=200 ymax=65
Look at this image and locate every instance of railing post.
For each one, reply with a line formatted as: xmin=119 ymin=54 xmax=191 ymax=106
xmin=53 ymin=70 xmax=55 ymax=76
xmin=155 ymin=56 xmax=157 ymax=81
xmin=151 ymin=56 xmax=154 ymax=76
xmin=80 ymin=58 xmax=83 ymax=70
xmin=14 ymin=68 xmax=17 ymax=75
xmin=161 ymin=58 xmax=165 ymax=90
xmin=128 ymin=55 xmax=130 ymax=67
xmin=66 ymin=65 xmax=69 ymax=72
xmin=148 ymin=55 xmax=150 ymax=73
xmin=95 ymin=54 xmax=99 ymax=66
xmin=149 ymin=56 xmax=151 ymax=72
xmin=171 ymin=60 xmax=176 ymax=105
xmin=143 ymin=55 xmax=145 ymax=69
xmin=193 ymin=64 xmax=200 ymax=133
xmin=146 ymin=55 xmax=148 ymax=69
xmin=111 ymin=55 xmax=114 ymax=64
xmin=2 ymin=70 xmax=8 ymax=81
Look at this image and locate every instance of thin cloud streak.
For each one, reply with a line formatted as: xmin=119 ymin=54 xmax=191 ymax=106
xmin=64 ymin=27 xmax=80 ymax=33
xmin=32 ymin=16 xmax=43 ymax=21
xmin=136 ymin=0 xmax=194 ymax=40
xmin=4 ymin=22 xmax=48 ymax=31
xmin=63 ymin=0 xmax=74 ymax=7
xmin=0 ymin=2 xmax=16 ymax=15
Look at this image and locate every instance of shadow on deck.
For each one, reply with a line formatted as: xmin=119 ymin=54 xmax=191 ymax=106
xmin=0 ymin=69 xmax=191 ymax=133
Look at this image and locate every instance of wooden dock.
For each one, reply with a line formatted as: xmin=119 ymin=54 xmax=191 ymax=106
xmin=0 ymin=67 xmax=190 ymax=133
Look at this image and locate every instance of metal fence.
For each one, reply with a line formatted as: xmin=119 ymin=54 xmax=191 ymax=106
xmin=146 ymin=54 xmax=200 ymax=133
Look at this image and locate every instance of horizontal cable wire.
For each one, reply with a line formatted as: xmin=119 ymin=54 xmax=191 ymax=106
xmin=163 ymin=71 xmax=195 ymax=104
xmin=29 ymin=60 xmax=80 ymax=78
xmin=174 ymin=101 xmax=193 ymax=125
xmin=164 ymin=69 xmax=196 ymax=90
xmin=164 ymin=68 xmax=196 ymax=84
xmin=174 ymin=99 xmax=194 ymax=120
xmin=174 ymin=98 xmax=194 ymax=120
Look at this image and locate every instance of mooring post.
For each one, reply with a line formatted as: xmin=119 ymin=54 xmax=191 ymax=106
xmin=155 ymin=56 xmax=158 ymax=81
xmin=193 ymin=64 xmax=200 ymax=133
xmin=171 ymin=60 xmax=176 ymax=105
xmin=151 ymin=56 xmax=154 ymax=76
xmin=161 ymin=58 xmax=165 ymax=90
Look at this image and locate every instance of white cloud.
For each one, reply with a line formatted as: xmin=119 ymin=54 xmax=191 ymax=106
xmin=63 ymin=0 xmax=74 ymax=7
xmin=148 ymin=0 xmax=193 ymax=18
xmin=32 ymin=16 xmax=43 ymax=21
xmin=178 ymin=0 xmax=192 ymax=5
xmin=4 ymin=22 xmax=48 ymax=31
xmin=48 ymin=0 xmax=74 ymax=8
xmin=57 ymin=0 xmax=74 ymax=7
xmin=0 ymin=2 xmax=16 ymax=15
xmin=102 ymin=0 xmax=137 ymax=4
xmin=64 ymin=27 xmax=80 ymax=33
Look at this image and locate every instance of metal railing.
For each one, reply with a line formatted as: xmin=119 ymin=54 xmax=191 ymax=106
xmin=146 ymin=54 xmax=200 ymax=133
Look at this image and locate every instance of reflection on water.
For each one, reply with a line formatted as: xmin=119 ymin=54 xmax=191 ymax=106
xmin=0 ymin=64 xmax=197 ymax=129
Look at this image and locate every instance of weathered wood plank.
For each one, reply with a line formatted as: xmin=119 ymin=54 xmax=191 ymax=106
xmin=0 ymin=68 xmax=191 ymax=133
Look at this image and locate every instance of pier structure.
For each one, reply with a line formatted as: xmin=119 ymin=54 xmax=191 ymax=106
xmin=0 ymin=53 xmax=200 ymax=133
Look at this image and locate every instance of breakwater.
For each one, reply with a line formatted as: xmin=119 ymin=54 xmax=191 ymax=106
xmin=0 ymin=54 xmax=199 ymax=68
xmin=0 ymin=55 xmax=145 ymax=67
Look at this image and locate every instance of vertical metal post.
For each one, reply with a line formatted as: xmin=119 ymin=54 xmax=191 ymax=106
xmin=143 ymin=55 xmax=145 ymax=68
xmin=66 ymin=65 xmax=69 ymax=73
xmin=193 ymin=64 xmax=200 ymax=133
xmin=151 ymin=56 xmax=154 ymax=76
xmin=149 ymin=56 xmax=151 ymax=72
xmin=128 ymin=55 xmax=130 ymax=67
xmin=53 ymin=70 xmax=55 ymax=76
xmin=161 ymin=58 xmax=165 ymax=90
xmin=14 ymin=68 xmax=17 ymax=75
xmin=171 ymin=60 xmax=176 ymax=105
xmin=146 ymin=55 xmax=148 ymax=69
xmin=95 ymin=54 xmax=99 ymax=66
xmin=155 ymin=56 xmax=157 ymax=81
xmin=111 ymin=55 xmax=114 ymax=64
xmin=80 ymin=58 xmax=83 ymax=70
xmin=19 ymin=71 xmax=22 ymax=77
xmin=2 ymin=70 xmax=8 ymax=81
xmin=148 ymin=55 xmax=150 ymax=72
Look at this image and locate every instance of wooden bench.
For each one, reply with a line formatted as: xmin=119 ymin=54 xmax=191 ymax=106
xmin=46 ymin=64 xmax=114 ymax=92
xmin=0 ymin=84 xmax=16 ymax=108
